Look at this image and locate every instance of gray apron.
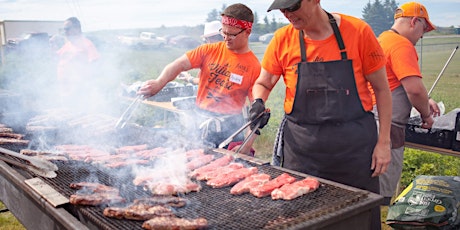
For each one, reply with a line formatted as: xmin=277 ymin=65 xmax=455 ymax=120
xmin=278 ymin=12 xmax=381 ymax=229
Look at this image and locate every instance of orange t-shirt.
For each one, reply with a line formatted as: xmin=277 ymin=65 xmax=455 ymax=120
xmin=379 ymin=30 xmax=422 ymax=91
xmin=369 ymin=30 xmax=421 ymax=104
xmin=262 ymin=14 xmax=386 ymax=113
xmin=57 ymin=36 xmax=99 ymax=81
xmin=186 ymin=42 xmax=261 ymax=114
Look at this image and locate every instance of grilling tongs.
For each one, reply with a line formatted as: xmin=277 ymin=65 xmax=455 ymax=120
xmin=218 ymin=109 xmax=270 ymax=153
xmin=115 ymin=95 xmax=144 ymax=129
xmin=0 ymin=147 xmax=58 ymax=178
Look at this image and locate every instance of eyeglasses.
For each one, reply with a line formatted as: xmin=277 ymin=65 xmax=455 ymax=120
xmin=280 ymin=0 xmax=303 ymax=13
xmin=417 ymin=18 xmax=428 ymax=32
xmin=219 ymin=28 xmax=246 ymax=40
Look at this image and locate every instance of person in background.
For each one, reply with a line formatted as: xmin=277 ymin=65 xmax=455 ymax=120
xmin=177 ymin=20 xmax=223 ymax=85
xmin=249 ymin=0 xmax=392 ymax=229
xmin=138 ymin=4 xmax=262 ymax=156
xmin=56 ymin=17 xmax=100 ymax=111
xmin=373 ymin=1 xmax=440 ymax=206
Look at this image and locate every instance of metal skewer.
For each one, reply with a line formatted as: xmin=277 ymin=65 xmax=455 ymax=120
xmin=428 ymin=45 xmax=458 ymax=96
xmin=115 ymin=95 xmax=144 ymax=129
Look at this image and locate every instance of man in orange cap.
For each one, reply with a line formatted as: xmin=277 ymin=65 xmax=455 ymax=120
xmin=372 ymin=1 xmax=440 ymax=206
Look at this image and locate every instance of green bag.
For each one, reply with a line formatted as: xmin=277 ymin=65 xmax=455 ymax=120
xmin=386 ymin=175 xmax=460 ymax=230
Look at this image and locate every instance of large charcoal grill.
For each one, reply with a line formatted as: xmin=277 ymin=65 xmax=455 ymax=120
xmin=1 ymin=148 xmax=381 ymax=230
xmin=0 ymin=107 xmax=382 ymax=229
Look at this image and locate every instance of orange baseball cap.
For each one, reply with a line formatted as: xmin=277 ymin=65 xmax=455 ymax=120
xmin=394 ymin=1 xmax=435 ymax=32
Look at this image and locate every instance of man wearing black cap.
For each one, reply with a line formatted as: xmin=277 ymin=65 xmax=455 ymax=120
xmin=138 ymin=4 xmax=261 ymax=155
xmin=249 ymin=0 xmax=392 ymax=229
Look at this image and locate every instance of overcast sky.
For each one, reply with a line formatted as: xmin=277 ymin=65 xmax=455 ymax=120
xmin=1 ymin=0 xmax=459 ymax=31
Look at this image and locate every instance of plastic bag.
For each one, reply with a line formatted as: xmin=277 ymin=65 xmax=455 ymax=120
xmin=386 ymin=175 xmax=460 ymax=230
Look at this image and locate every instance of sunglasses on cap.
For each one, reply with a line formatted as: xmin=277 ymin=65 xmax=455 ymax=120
xmin=281 ymin=0 xmax=303 ymax=13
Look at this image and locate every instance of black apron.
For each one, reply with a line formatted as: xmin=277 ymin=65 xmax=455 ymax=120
xmin=280 ymin=12 xmax=381 ymax=229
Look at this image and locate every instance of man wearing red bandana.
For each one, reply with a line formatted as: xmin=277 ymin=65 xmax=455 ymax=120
xmin=138 ymin=4 xmax=261 ymax=155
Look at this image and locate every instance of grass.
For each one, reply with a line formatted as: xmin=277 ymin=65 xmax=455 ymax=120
xmin=1 ymin=35 xmax=459 ymax=229
xmin=0 ymin=202 xmax=25 ymax=230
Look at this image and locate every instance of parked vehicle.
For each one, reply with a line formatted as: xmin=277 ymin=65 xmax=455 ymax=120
xmin=118 ymin=32 xmax=166 ymax=49
xmin=7 ymin=32 xmax=50 ymax=51
xmin=259 ymin=33 xmax=274 ymax=44
xmin=168 ymin=35 xmax=201 ymax=49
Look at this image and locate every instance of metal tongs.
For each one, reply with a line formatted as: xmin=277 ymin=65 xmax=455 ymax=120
xmin=115 ymin=95 xmax=144 ymax=129
xmin=0 ymin=147 xmax=58 ymax=178
xmin=218 ymin=109 xmax=270 ymax=153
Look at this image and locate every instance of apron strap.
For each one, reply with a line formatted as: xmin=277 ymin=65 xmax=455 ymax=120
xmin=298 ymin=10 xmax=348 ymax=61
xmin=299 ymin=30 xmax=307 ymax=62
xmin=326 ymin=12 xmax=348 ymax=60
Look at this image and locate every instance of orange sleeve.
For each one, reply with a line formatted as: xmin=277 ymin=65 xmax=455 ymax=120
xmin=262 ymin=14 xmax=386 ymax=113
xmin=379 ymin=31 xmax=422 ymax=92
xmin=186 ymin=42 xmax=261 ymax=114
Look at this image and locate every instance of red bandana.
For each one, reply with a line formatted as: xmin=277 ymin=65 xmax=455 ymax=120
xmin=221 ymin=15 xmax=252 ymax=29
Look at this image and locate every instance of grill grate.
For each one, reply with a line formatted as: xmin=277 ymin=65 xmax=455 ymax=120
xmin=40 ymin=155 xmax=371 ymax=230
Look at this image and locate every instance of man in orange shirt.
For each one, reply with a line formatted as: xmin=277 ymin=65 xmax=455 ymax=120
xmin=138 ymin=4 xmax=261 ymax=155
xmin=374 ymin=2 xmax=440 ymax=206
xmin=250 ymin=0 xmax=392 ymax=229
xmin=56 ymin=17 xmax=100 ymax=110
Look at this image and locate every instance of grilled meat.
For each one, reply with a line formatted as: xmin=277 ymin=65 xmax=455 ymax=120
xmin=115 ymin=144 xmax=148 ymax=154
xmin=206 ymin=167 xmax=258 ymax=188
xmin=20 ymin=149 xmax=64 ymax=156
xmin=0 ymin=132 xmax=24 ymax=139
xmin=142 ymin=216 xmax=208 ymax=230
xmin=271 ymin=177 xmax=320 ymax=200
xmin=250 ymin=173 xmax=297 ymax=198
xmin=230 ymin=173 xmax=271 ymax=195
xmin=147 ymin=180 xmax=201 ymax=196
xmin=185 ymin=154 xmax=215 ymax=171
xmin=189 ymin=155 xmax=234 ymax=179
xmin=0 ymin=127 xmax=13 ymax=133
xmin=69 ymin=193 xmax=126 ymax=206
xmin=195 ymin=163 xmax=244 ymax=181
xmin=70 ymin=182 xmax=120 ymax=194
xmin=133 ymin=196 xmax=188 ymax=208
xmin=0 ymin=138 xmax=29 ymax=145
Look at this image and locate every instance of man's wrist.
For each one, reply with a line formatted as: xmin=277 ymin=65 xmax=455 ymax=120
xmin=254 ymin=98 xmax=264 ymax=105
xmin=421 ymin=113 xmax=431 ymax=120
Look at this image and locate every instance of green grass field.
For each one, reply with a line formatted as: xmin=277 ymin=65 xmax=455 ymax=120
xmin=1 ymin=35 xmax=459 ymax=229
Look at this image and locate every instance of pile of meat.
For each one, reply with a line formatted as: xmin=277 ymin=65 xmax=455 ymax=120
xmin=189 ymin=154 xmax=321 ymax=200
xmin=19 ymin=144 xmax=163 ymax=168
xmin=0 ymin=123 xmax=29 ymax=146
xmin=69 ymin=182 xmax=208 ymax=229
xmin=132 ymin=149 xmax=321 ymax=200
xmin=25 ymin=109 xmax=117 ymax=135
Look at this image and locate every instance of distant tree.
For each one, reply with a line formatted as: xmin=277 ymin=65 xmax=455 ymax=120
xmin=270 ymin=16 xmax=278 ymax=31
xmin=362 ymin=0 xmax=398 ymax=36
xmin=206 ymin=9 xmax=220 ymax=22
xmin=253 ymin=12 xmax=261 ymax=34
xmin=263 ymin=16 xmax=269 ymax=26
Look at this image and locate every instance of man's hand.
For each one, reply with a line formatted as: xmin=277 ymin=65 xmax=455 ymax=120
xmin=371 ymin=140 xmax=391 ymax=177
xmin=137 ymin=79 xmax=162 ymax=98
xmin=249 ymin=99 xmax=270 ymax=130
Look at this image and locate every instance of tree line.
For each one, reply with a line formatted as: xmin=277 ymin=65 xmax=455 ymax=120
xmin=206 ymin=1 xmax=458 ymax=37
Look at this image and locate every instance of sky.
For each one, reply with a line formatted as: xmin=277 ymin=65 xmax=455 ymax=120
xmin=1 ymin=0 xmax=459 ymax=31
